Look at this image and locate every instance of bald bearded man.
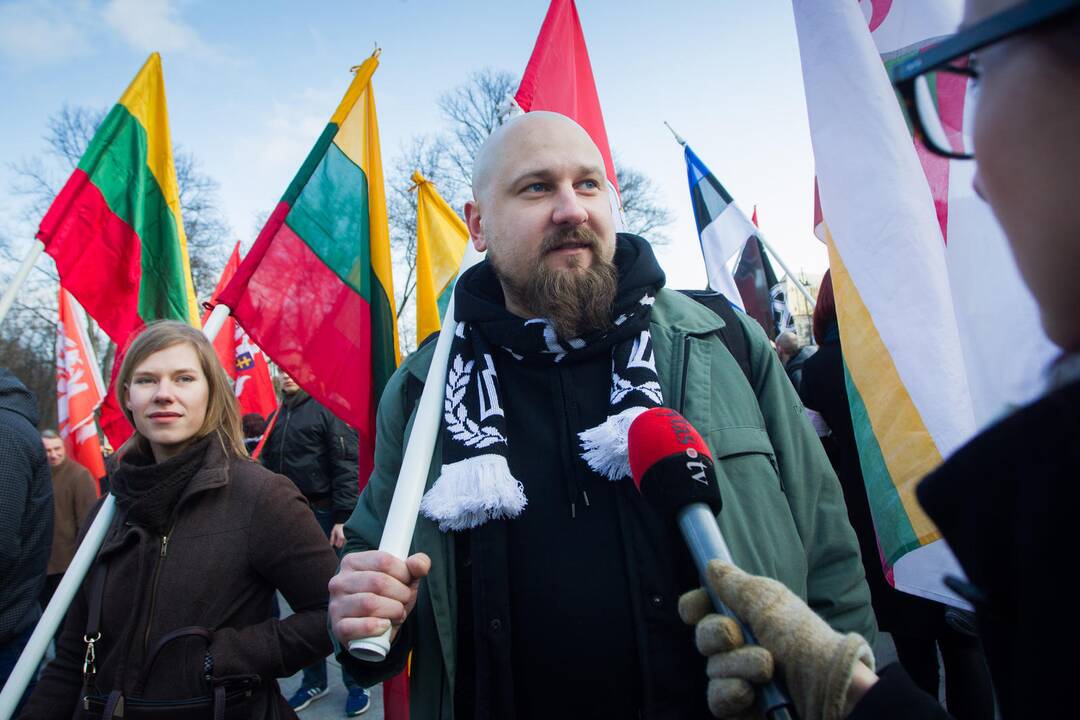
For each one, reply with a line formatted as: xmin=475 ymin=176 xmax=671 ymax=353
xmin=329 ymin=112 xmax=874 ymax=719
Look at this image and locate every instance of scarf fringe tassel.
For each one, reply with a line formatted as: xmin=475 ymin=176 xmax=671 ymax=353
xmin=579 ymin=406 xmax=649 ymax=481
xmin=420 ymin=454 xmax=527 ymax=532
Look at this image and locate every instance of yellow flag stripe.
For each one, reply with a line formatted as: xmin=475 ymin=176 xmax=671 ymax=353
xmin=828 ymin=231 xmax=940 ymax=543
xmin=117 ymin=52 xmax=200 ymax=325
xmin=414 ymin=171 xmax=468 ymax=342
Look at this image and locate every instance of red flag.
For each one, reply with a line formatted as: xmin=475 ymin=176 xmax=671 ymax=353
xmin=382 ymin=667 xmax=410 ymax=720
xmin=56 ymin=289 xmax=107 ymax=484
xmin=203 ymin=243 xmax=278 ymax=420
xmin=751 ymin=205 xmax=759 ymax=228
xmin=515 ymin=0 xmax=622 ymax=216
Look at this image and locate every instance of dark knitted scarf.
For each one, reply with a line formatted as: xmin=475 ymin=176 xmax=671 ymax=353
xmin=110 ymin=434 xmax=212 ymax=533
xmin=420 ymin=234 xmax=666 ymax=531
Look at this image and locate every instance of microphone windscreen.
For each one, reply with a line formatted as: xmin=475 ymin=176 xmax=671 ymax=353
xmin=628 ymin=408 xmax=722 ymax=520
xmin=628 ymin=408 xmax=713 ymax=487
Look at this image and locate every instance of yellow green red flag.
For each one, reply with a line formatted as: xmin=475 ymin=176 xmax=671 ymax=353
xmin=38 ymin=52 xmax=201 ymax=345
xmin=218 ymin=52 xmax=399 ymax=481
xmin=413 ymin=171 xmax=467 ymax=344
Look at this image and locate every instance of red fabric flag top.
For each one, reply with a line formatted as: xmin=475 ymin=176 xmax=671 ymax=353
xmin=515 ymin=0 xmax=622 ymax=215
xmin=217 ymin=53 xmax=399 ymax=483
xmin=203 ymin=243 xmax=278 ymax=420
xmin=56 ymin=289 xmax=107 ymax=484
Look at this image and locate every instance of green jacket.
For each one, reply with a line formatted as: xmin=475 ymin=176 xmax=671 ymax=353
xmin=337 ymin=289 xmax=876 ymax=717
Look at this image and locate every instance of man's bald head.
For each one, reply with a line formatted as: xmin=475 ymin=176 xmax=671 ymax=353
xmin=471 ymin=111 xmax=606 ymax=205
xmin=461 ymin=110 xmax=618 ymax=330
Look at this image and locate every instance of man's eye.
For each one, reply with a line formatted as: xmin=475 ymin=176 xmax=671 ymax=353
xmin=580 ymin=179 xmax=601 ymax=190
xmin=524 ymin=182 xmax=548 ymax=193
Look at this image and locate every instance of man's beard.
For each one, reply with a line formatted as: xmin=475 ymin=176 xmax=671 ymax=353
xmin=496 ymin=226 xmax=618 ymax=340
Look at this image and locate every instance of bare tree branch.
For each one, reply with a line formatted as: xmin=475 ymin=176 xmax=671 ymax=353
xmin=616 ymin=163 xmax=674 ymax=244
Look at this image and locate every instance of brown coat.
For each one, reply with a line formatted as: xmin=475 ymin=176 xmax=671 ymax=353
xmin=20 ymin=439 xmax=340 ymax=720
xmin=46 ymin=458 xmax=98 ymax=576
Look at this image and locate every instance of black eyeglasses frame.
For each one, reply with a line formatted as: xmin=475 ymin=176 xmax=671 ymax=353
xmin=890 ymin=0 xmax=1080 ymax=159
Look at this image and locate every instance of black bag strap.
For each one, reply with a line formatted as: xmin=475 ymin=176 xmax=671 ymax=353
xmin=81 ymin=562 xmax=109 ymax=694
xmin=676 ymin=289 xmax=754 ymax=386
xmin=214 ymin=686 xmax=226 ymax=720
xmin=134 ymin=626 xmax=214 ymax=693
xmin=102 ymin=690 xmax=124 ymax=718
xmin=85 ymin=562 xmax=108 ymax=638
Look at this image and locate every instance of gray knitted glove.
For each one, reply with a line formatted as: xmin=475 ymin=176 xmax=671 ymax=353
xmin=679 ymin=561 xmax=875 ymax=720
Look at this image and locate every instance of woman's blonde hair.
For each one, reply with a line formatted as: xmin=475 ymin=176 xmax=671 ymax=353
xmin=115 ymin=320 xmax=248 ymax=458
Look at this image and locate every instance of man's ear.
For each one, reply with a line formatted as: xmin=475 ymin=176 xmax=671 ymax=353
xmin=464 ymin=200 xmax=487 ymax=252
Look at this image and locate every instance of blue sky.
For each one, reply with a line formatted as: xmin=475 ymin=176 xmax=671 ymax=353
xmin=0 ymin=0 xmax=828 ymax=290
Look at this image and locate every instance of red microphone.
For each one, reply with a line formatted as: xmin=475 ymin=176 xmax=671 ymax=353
xmin=628 ymin=408 xmax=723 ymax=526
xmin=628 ymin=408 xmax=796 ymax=720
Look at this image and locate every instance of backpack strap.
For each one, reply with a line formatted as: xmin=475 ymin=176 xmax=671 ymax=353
xmin=676 ymin=290 xmax=754 ymax=386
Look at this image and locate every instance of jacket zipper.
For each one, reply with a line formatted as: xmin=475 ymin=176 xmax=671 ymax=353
xmin=142 ymin=528 xmax=172 ymax=655
xmin=678 ymin=335 xmax=692 ymax=413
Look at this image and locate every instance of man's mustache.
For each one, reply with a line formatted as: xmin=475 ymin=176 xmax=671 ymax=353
xmin=540 ymin=226 xmax=601 ymax=255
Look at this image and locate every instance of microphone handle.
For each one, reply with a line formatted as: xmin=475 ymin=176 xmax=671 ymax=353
xmin=678 ymin=503 xmax=798 ymax=720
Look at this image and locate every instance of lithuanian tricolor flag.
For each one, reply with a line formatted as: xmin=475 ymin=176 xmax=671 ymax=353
xmin=218 ymin=51 xmax=399 ymax=476
xmin=413 ymin=171 xmax=467 ymax=345
xmin=793 ymin=1 xmax=974 ymax=605
xmin=38 ymin=53 xmax=201 ymax=347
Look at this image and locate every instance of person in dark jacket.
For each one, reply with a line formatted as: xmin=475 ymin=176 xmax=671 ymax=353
xmin=242 ymin=412 xmax=267 ymax=455
xmin=775 ymin=331 xmax=815 ymax=392
xmin=38 ymin=430 xmax=98 ymax=642
xmin=20 ymin=321 xmax=339 ymax=720
xmin=676 ymin=0 xmax=1080 ymax=718
xmin=800 ymin=272 xmax=994 ymax=719
xmin=0 ymin=369 xmax=52 ymax=715
xmin=261 ymin=373 xmax=369 ymax=715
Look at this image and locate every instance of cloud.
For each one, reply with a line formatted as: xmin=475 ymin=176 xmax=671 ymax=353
xmin=0 ymin=0 xmax=217 ymax=68
xmin=102 ymin=0 xmax=210 ymax=56
xmin=0 ymin=0 xmax=95 ymax=67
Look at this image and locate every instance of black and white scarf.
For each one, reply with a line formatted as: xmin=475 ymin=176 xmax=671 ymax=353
xmin=420 ymin=234 xmax=666 ymax=531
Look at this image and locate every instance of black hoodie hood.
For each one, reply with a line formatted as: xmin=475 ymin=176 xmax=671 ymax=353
xmin=0 ymin=368 xmax=39 ymax=427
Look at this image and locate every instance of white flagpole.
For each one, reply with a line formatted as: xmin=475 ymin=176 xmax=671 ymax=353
xmin=202 ymin=303 xmax=232 ymax=342
xmin=0 ymin=295 xmax=235 ymax=719
xmin=349 ymin=243 xmax=483 ymax=661
xmin=0 ymin=240 xmax=45 ymax=329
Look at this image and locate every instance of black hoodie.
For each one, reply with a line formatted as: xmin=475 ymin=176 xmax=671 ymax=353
xmin=0 ymin=368 xmax=52 ymax=644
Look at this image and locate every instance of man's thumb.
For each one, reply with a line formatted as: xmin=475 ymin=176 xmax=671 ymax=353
xmin=406 ymin=552 xmax=432 ymax=579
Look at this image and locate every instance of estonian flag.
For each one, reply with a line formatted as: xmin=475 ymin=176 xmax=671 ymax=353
xmin=683 ymin=144 xmax=757 ymax=310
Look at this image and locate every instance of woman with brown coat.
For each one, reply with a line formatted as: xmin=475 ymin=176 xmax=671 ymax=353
xmin=20 ymin=321 xmax=340 ymax=719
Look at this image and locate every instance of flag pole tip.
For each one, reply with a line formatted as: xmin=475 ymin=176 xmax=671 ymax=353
xmin=663 ymin=121 xmax=686 ymax=147
xmin=350 ymin=45 xmax=380 ymax=72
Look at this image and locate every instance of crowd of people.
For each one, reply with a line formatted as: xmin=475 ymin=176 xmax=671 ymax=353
xmin=0 ymin=0 xmax=1075 ymax=717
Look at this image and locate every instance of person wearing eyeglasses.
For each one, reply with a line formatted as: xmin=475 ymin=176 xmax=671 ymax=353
xmin=675 ymin=1 xmax=1080 ymax=718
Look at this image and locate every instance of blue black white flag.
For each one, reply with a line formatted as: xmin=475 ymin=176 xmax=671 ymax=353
xmin=682 ymin=145 xmax=757 ymax=311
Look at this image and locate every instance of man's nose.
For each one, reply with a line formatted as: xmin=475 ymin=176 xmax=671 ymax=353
xmin=551 ymin=185 xmax=588 ymax=226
